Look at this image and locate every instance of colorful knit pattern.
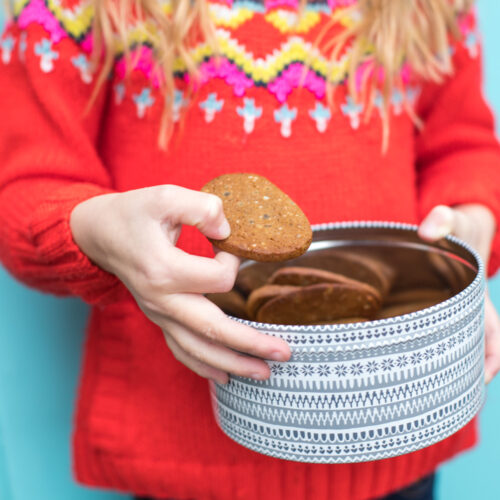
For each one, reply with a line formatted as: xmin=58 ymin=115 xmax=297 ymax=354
xmin=12 ymin=0 xmax=356 ymax=42
xmin=5 ymin=0 xmax=480 ymax=137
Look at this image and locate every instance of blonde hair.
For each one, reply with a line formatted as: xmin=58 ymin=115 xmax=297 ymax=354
xmin=90 ymin=0 xmax=475 ymax=148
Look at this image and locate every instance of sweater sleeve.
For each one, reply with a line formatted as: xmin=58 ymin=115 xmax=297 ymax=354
xmin=0 ymin=15 xmax=125 ymax=304
xmin=415 ymin=12 xmax=500 ymax=278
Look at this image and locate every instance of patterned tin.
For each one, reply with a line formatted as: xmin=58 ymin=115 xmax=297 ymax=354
xmin=210 ymin=221 xmax=486 ymax=463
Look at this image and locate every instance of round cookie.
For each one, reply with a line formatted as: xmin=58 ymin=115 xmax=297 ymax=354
xmin=235 ymin=261 xmax=282 ymax=295
xmin=201 ymin=174 xmax=312 ymax=262
xmin=268 ymin=266 xmax=381 ymax=300
xmin=256 ymin=283 xmax=380 ymax=325
xmin=291 ymin=249 xmax=394 ymax=297
xmin=268 ymin=266 xmax=353 ymax=286
xmin=205 ymin=290 xmax=249 ymax=319
xmin=246 ymin=284 xmax=299 ymax=320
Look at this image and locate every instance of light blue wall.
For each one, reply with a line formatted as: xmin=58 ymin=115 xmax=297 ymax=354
xmin=437 ymin=2 xmax=500 ymax=499
xmin=0 ymin=3 xmax=499 ymax=500
xmin=0 ymin=275 xmax=125 ymax=500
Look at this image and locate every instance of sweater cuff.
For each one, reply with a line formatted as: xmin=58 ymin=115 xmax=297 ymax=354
xmin=30 ymin=183 xmax=128 ymax=305
xmin=418 ymin=150 xmax=500 ymax=278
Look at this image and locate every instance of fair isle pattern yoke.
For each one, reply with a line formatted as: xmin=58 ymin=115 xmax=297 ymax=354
xmin=12 ymin=0 xmax=356 ymax=42
xmin=5 ymin=0 xmax=480 ymax=137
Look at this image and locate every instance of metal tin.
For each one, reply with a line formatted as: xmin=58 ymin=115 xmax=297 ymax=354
xmin=210 ymin=221 xmax=486 ymax=463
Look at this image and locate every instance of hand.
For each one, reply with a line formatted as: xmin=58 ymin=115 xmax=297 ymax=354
xmin=418 ymin=204 xmax=500 ymax=384
xmin=70 ymin=185 xmax=291 ymax=384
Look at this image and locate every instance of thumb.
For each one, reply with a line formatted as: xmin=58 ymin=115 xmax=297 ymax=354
xmin=418 ymin=205 xmax=456 ymax=241
xmin=160 ymin=186 xmax=231 ymax=240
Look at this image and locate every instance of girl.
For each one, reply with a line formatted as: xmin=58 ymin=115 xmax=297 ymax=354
xmin=1 ymin=0 xmax=500 ymax=499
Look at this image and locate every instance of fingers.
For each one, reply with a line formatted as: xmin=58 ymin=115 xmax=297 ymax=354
xmin=417 ymin=204 xmax=494 ymax=264
xmin=418 ymin=205 xmax=457 ymax=241
xmin=163 ymin=331 xmax=229 ymax=384
xmin=155 ymin=294 xmax=291 ymax=362
xmin=484 ymin=295 xmax=500 ymax=384
xmin=163 ymin=319 xmax=272 ymax=380
xmin=159 ymin=185 xmax=230 ymax=240
xmin=162 ymin=247 xmax=241 ymax=294
xmin=117 ymin=185 xmax=240 ymax=295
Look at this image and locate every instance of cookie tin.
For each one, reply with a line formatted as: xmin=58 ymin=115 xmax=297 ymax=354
xmin=210 ymin=221 xmax=486 ymax=463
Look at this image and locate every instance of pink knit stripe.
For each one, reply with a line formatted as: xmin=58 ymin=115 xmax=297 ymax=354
xmin=18 ymin=0 xmax=68 ymax=43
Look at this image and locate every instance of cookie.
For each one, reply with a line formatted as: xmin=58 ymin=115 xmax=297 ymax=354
xmin=385 ymin=287 xmax=451 ymax=306
xmin=256 ymin=283 xmax=380 ymax=325
xmin=246 ymin=285 xmax=299 ymax=319
xmin=201 ymin=174 xmax=312 ymax=262
xmin=291 ymin=249 xmax=394 ymax=297
xmin=235 ymin=262 xmax=282 ymax=296
xmin=269 ymin=266 xmax=354 ymax=287
xmin=268 ymin=266 xmax=381 ymax=300
xmin=375 ymin=299 xmax=443 ymax=319
xmin=205 ymin=290 xmax=249 ymax=319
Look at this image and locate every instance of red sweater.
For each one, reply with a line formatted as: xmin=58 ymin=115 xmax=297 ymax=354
xmin=1 ymin=1 xmax=500 ymax=499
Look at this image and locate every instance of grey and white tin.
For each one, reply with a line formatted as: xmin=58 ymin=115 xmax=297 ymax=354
xmin=210 ymin=221 xmax=486 ymax=463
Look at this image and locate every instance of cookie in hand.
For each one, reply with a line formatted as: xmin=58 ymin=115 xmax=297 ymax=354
xmin=201 ymin=173 xmax=312 ymax=262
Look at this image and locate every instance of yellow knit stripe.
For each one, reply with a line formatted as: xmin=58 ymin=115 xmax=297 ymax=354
xmin=172 ymin=29 xmax=355 ymax=84
xmin=13 ymin=0 xmax=31 ymax=17
xmin=46 ymin=0 xmax=94 ymax=40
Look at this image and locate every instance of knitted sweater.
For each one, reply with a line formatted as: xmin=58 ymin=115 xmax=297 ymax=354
xmin=1 ymin=1 xmax=500 ymax=499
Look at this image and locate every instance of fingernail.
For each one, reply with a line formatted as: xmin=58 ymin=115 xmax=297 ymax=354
xmin=270 ymin=351 xmax=287 ymax=361
xmin=250 ymin=372 xmax=268 ymax=381
xmin=217 ymin=220 xmax=231 ymax=239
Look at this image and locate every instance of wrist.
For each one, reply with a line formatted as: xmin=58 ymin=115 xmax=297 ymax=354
xmin=70 ymin=192 xmax=120 ymax=274
xmin=453 ymin=203 xmax=496 ymax=235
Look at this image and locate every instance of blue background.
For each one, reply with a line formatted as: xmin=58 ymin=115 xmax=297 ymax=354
xmin=0 ymin=3 xmax=499 ymax=500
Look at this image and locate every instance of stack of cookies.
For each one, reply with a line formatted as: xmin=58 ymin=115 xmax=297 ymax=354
xmin=241 ymin=250 xmax=393 ymax=324
xmin=207 ymin=252 xmax=452 ymax=324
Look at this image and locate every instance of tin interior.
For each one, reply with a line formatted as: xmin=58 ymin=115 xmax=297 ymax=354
xmin=235 ymin=224 xmax=479 ymax=320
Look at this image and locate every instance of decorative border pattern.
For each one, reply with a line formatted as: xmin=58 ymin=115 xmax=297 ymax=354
xmin=215 ymin=359 xmax=482 ymax=427
xmin=211 ymin=221 xmax=486 ymax=462
xmin=225 ymin=331 xmax=482 ymax=397
xmin=12 ymin=0 xmax=356 ymax=44
xmin=6 ymin=0 xmax=479 ymax=136
xmin=213 ymin=385 xmax=483 ymax=463
xmin=213 ymin=376 xmax=483 ymax=438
